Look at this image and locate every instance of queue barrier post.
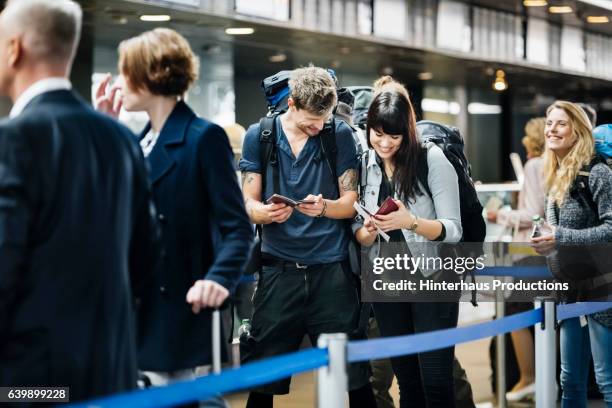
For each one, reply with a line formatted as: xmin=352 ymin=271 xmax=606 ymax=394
xmin=316 ymin=333 xmax=348 ymax=408
xmin=535 ymin=298 xmax=556 ymax=408
xmin=495 ymin=292 xmax=507 ymax=408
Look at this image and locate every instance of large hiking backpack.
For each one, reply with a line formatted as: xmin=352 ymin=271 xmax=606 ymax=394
xmin=261 ymin=70 xmax=292 ymax=114
xmin=416 ymin=120 xmax=486 ymax=244
xmin=593 ymin=124 xmax=612 ymax=165
xmin=346 ymin=86 xmax=374 ymax=129
xmin=260 ymin=69 xmax=364 ymax=155
xmin=261 ymin=69 xmax=338 ymax=115
xmin=416 ymin=121 xmax=485 ymax=306
xmin=571 ymin=124 xmax=612 ymax=214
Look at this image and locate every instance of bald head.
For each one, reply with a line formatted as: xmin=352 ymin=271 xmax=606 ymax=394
xmin=1 ymin=0 xmax=82 ymax=69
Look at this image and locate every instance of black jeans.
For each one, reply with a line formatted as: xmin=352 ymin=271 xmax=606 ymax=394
xmin=373 ymin=301 xmax=459 ymax=408
xmin=241 ymin=260 xmax=370 ymax=394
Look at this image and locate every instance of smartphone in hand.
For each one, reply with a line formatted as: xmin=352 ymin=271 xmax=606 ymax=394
xmin=266 ymin=194 xmax=316 ymax=207
xmin=376 ymin=197 xmax=399 ymax=216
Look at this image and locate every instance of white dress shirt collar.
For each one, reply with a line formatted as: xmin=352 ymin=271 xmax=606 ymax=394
xmin=140 ymin=129 xmax=161 ymax=158
xmin=9 ymin=77 xmax=72 ymax=118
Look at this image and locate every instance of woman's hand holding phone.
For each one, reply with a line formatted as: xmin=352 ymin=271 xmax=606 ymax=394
xmin=374 ymin=199 xmax=414 ymax=232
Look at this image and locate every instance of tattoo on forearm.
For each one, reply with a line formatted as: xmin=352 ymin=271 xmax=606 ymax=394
xmin=339 ymin=169 xmax=358 ymax=192
xmin=241 ymin=171 xmax=255 ymax=186
xmin=241 ymin=172 xmax=256 ymax=186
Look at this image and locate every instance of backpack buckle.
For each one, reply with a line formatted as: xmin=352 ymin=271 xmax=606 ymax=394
xmin=261 ymin=129 xmax=272 ymax=139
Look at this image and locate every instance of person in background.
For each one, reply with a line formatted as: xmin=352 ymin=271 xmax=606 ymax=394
xmin=95 ymin=28 xmax=252 ymax=407
xmin=533 ymin=100 xmax=612 ymax=408
xmin=487 ymin=117 xmax=546 ymax=401
xmin=487 ymin=117 xmax=547 ymax=240
xmin=224 ymin=122 xmax=247 ymax=167
xmin=354 ymin=79 xmax=463 ymax=408
xmin=223 ymin=122 xmax=256 ymax=330
xmin=0 ymin=0 xmax=158 ymax=401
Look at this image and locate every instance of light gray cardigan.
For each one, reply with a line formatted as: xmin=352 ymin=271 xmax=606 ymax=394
xmin=351 ymin=144 xmax=462 ymax=277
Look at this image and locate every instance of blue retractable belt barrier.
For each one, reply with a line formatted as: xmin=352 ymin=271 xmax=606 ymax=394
xmin=68 ymin=348 xmax=328 ymax=408
xmin=69 ymin=301 xmax=611 ymax=408
xmin=557 ymin=302 xmax=612 ymax=321
xmin=347 ymin=308 xmax=542 ymax=363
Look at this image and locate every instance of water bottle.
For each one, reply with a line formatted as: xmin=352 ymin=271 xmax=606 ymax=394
xmin=531 ymin=215 xmax=543 ymax=238
xmin=238 ymin=319 xmax=251 ymax=343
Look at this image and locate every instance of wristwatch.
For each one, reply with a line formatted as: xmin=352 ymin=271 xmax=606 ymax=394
xmin=407 ymin=215 xmax=419 ymax=231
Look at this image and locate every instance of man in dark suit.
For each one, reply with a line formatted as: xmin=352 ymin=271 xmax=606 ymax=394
xmin=0 ymin=0 xmax=158 ymax=402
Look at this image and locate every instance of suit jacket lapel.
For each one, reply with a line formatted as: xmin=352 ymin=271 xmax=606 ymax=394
xmin=142 ymin=101 xmax=195 ymax=185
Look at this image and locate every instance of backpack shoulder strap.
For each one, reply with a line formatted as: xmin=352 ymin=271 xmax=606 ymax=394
xmin=418 ymin=143 xmax=432 ymax=198
xmin=319 ymin=119 xmax=338 ymax=182
xmin=358 ymin=149 xmax=370 ymax=201
xmin=258 ymin=114 xmax=280 ymax=197
xmin=360 ymin=150 xmax=369 ymax=185
xmin=574 ymin=155 xmax=609 ymax=215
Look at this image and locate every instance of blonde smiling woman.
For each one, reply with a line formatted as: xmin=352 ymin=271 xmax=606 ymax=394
xmin=532 ymin=100 xmax=612 ymax=408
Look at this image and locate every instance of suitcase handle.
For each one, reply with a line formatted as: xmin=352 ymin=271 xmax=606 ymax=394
xmin=212 ymin=309 xmax=221 ymax=374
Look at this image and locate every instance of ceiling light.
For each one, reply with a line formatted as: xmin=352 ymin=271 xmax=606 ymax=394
xmin=449 ymin=102 xmax=461 ymax=115
xmin=523 ymin=0 xmax=547 ymax=6
xmin=225 ymin=27 xmax=255 ymax=35
xmin=269 ymin=53 xmax=287 ymax=63
xmin=418 ymin=72 xmax=434 ymax=81
xmin=421 ymin=98 xmax=461 ymax=115
xmin=139 ymin=14 xmax=171 ymax=22
xmin=422 ymin=98 xmax=450 ymax=114
xmin=493 ymin=70 xmax=508 ymax=91
xmin=493 ymin=78 xmax=508 ymax=91
xmin=549 ymin=6 xmax=573 ymax=13
xmin=468 ymin=103 xmax=502 ymax=114
xmin=587 ymin=15 xmax=610 ymax=23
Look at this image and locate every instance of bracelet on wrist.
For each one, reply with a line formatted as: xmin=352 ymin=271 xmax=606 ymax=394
xmin=317 ymin=200 xmax=328 ymax=218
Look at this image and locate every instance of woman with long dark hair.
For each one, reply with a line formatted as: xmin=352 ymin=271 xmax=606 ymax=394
xmin=353 ymin=77 xmax=462 ymax=407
